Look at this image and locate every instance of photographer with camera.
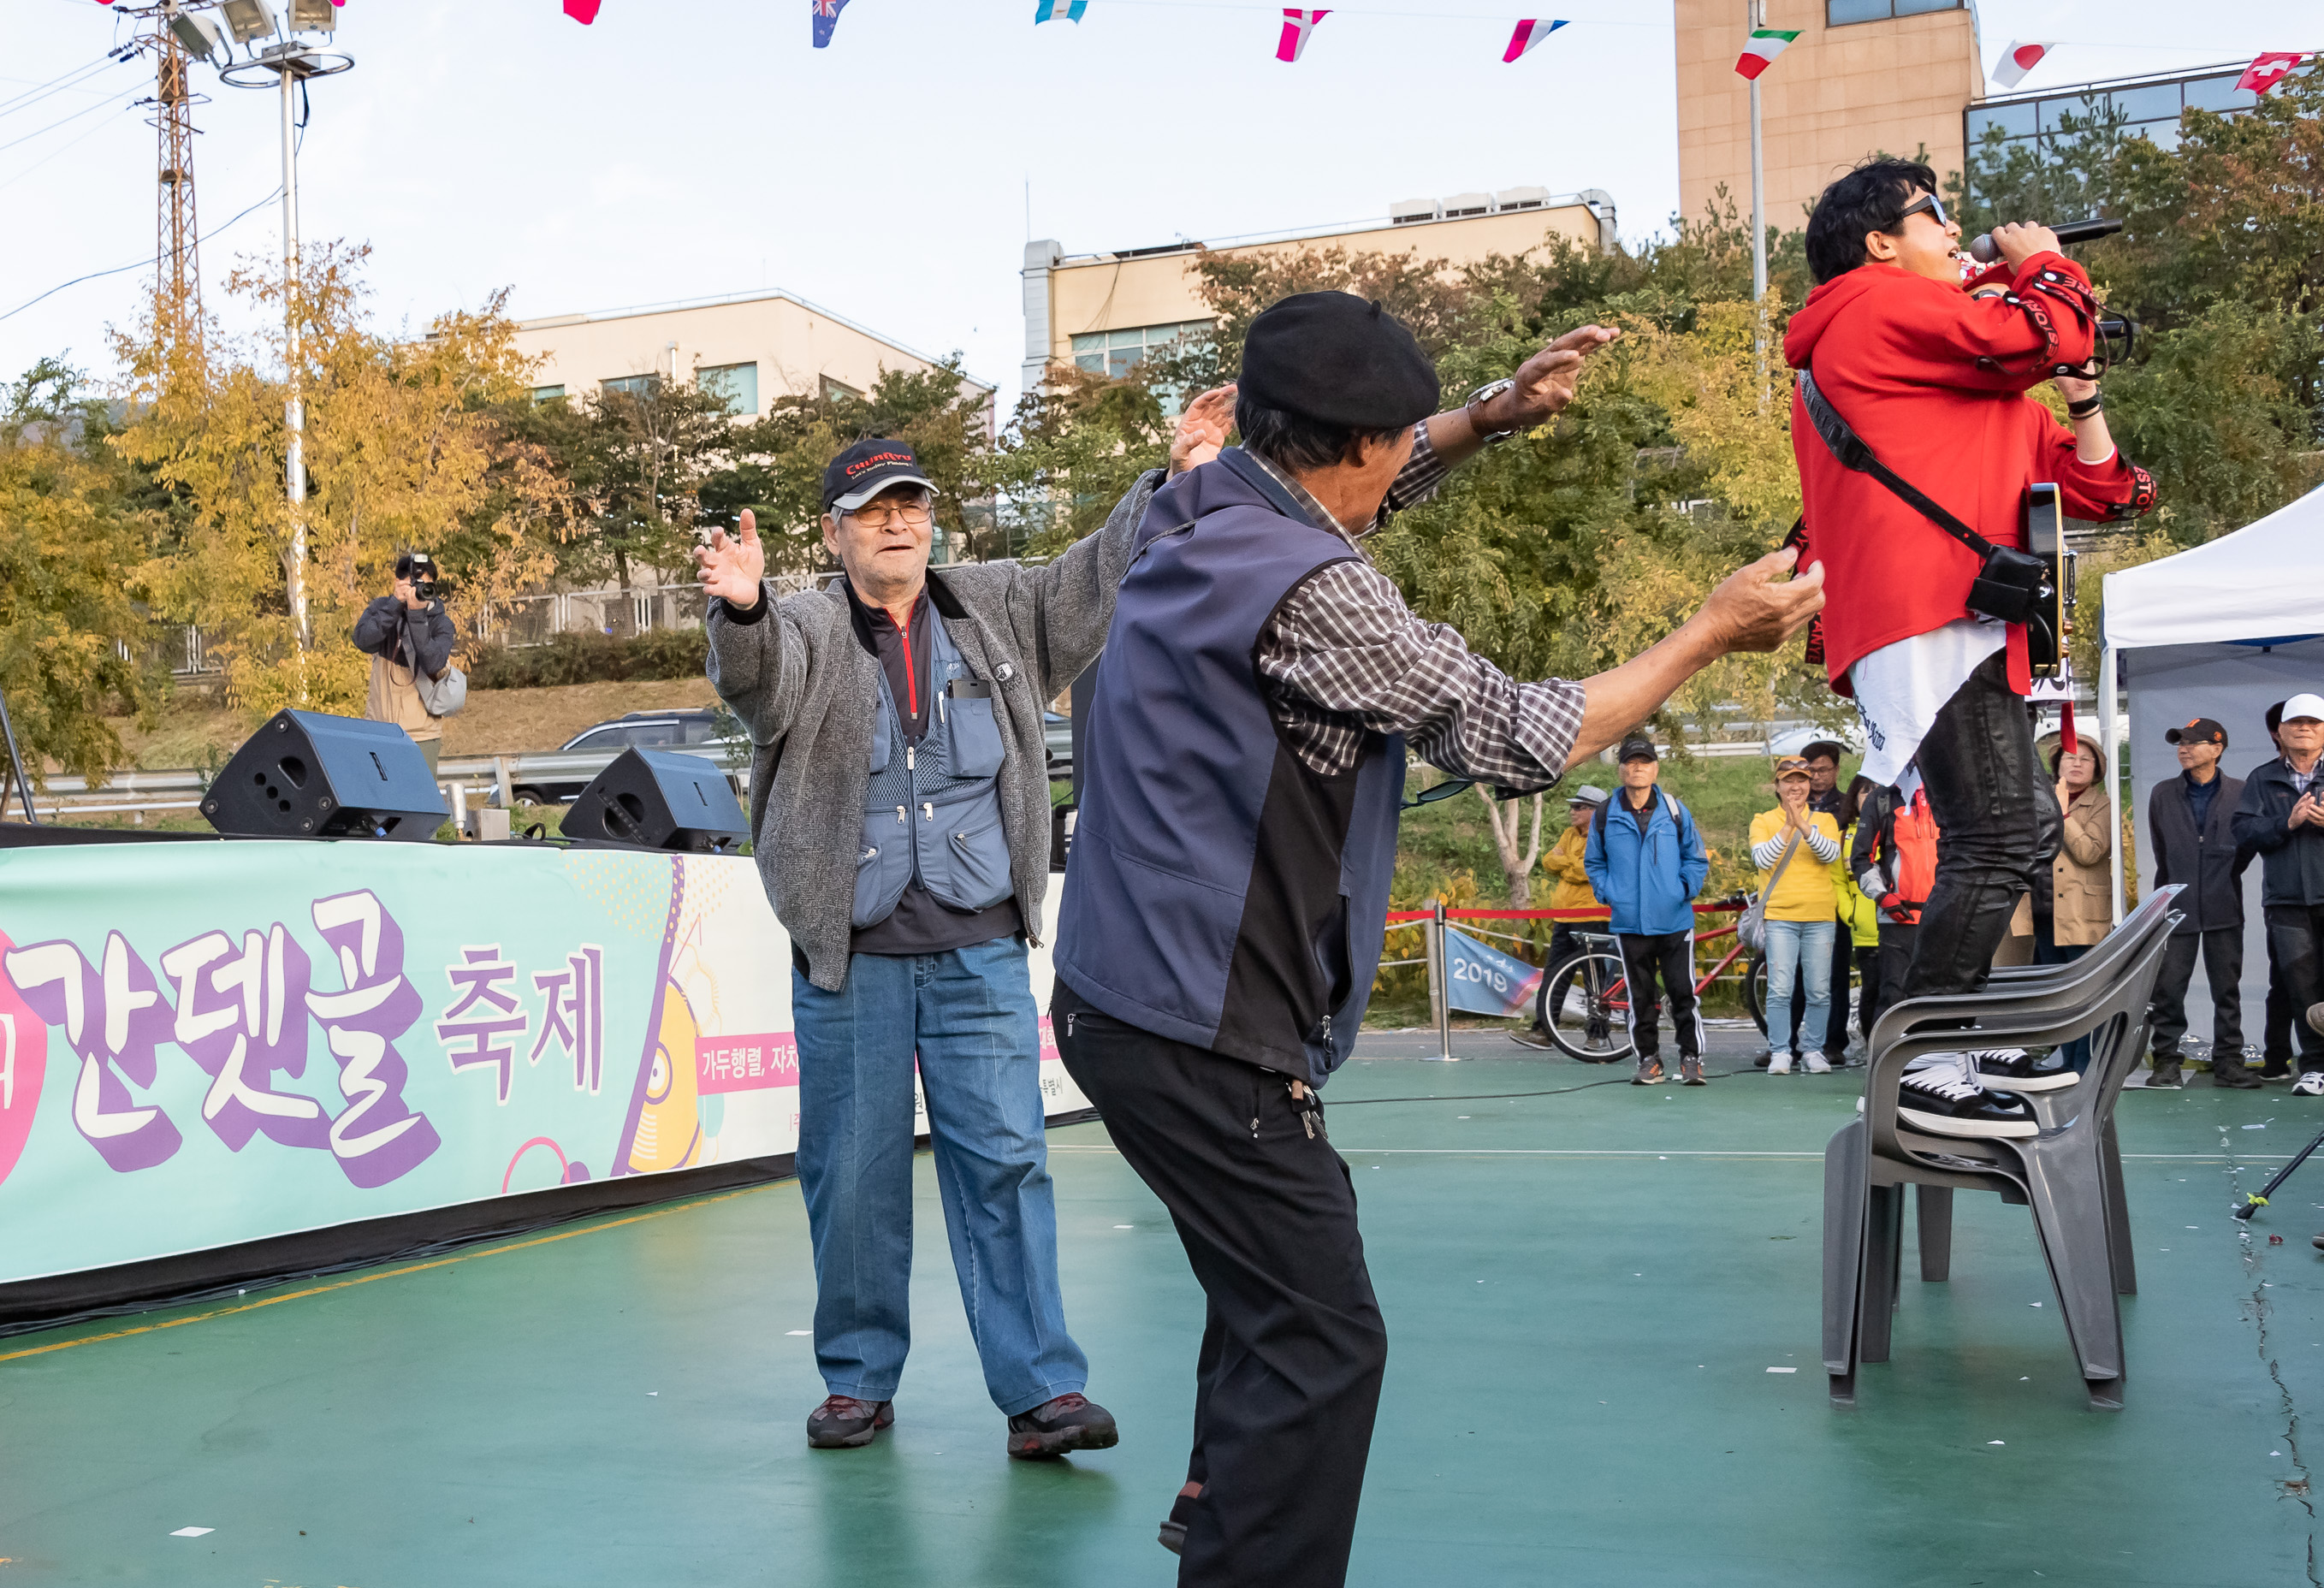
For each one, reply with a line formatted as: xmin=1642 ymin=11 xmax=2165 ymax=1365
xmin=1787 ymin=159 xmax=2157 ymax=1138
xmin=353 ymin=553 xmax=458 ymax=774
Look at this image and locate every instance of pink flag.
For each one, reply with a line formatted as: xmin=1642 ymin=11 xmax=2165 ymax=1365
xmin=564 ymin=0 xmax=602 ymax=21
xmin=1503 ymin=19 xmax=1566 ymax=63
xmin=1277 ymin=9 xmax=1329 ymax=62
xmin=2238 ymin=51 xmax=2311 ymax=95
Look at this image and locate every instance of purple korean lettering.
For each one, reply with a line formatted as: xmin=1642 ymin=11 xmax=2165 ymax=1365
xmin=158 ymin=923 xmax=329 ymax=1153
xmin=530 ymin=945 xmax=604 ymax=1094
xmin=436 ymin=945 xmax=527 ymax=1104
xmin=3 ymin=933 xmax=182 ymax=1172
xmin=308 ymin=890 xmax=439 ymax=1187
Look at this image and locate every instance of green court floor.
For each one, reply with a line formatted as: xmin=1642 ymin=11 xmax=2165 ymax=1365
xmin=3 ymin=1034 xmax=2318 ymax=1585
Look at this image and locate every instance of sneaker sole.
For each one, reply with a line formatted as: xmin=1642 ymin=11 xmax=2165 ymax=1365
xmin=1897 ymin=1105 xmax=2037 ymax=1140
xmin=1008 ymin=1420 xmax=1120 ymax=1460
xmin=1159 ymin=1520 xmax=1186 ymax=1556
xmin=1974 ymin=1069 xmax=2080 ymax=1092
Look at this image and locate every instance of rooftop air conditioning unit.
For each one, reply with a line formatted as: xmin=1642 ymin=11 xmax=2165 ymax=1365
xmin=1441 ymin=192 xmax=1493 ymax=218
xmin=1390 ymin=197 xmax=1440 ymax=225
xmin=1495 ymin=186 xmax=1551 ymax=212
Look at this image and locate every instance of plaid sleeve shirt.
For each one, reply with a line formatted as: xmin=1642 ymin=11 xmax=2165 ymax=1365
xmin=1246 ymin=433 xmax=1586 ymax=790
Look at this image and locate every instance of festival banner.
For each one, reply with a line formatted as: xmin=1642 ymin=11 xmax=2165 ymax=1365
xmin=1441 ymin=924 xmax=1544 ymax=1019
xmin=0 ymin=841 xmax=1084 ymax=1289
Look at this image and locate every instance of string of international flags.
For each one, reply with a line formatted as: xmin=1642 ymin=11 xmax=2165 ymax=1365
xmin=556 ymin=0 xmax=2318 ymax=93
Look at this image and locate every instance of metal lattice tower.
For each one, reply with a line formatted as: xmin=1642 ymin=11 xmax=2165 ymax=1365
xmin=151 ymin=10 xmax=204 ymax=356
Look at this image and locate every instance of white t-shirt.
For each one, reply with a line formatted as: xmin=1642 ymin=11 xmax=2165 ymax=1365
xmin=1847 ymin=615 xmax=2008 ymax=792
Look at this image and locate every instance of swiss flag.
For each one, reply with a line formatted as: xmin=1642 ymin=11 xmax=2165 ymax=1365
xmin=2238 ymin=52 xmax=2312 ymax=95
xmin=1990 ymin=40 xmax=2052 ymax=90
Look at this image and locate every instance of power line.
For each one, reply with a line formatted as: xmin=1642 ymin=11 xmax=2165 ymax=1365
xmin=0 ymin=52 xmax=127 ymax=121
xmin=0 ymin=83 xmax=143 ymax=157
xmin=0 ymin=97 xmax=140 ymax=197
xmin=0 ymin=184 xmax=281 ymax=326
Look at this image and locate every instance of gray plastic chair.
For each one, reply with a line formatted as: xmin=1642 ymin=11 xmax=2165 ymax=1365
xmin=1822 ymin=886 xmax=2183 ymax=1411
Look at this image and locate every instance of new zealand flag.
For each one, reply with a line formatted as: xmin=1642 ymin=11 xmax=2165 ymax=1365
xmin=812 ymin=0 xmax=851 ymax=48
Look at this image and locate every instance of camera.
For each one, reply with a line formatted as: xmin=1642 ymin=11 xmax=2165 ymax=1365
xmin=398 ymin=552 xmax=437 ymax=603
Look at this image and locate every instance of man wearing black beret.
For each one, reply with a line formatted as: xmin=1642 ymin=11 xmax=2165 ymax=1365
xmin=1053 ymin=290 xmax=1824 ymax=1584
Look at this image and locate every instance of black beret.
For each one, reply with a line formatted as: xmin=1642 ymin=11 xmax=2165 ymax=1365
xmin=1238 ymin=291 xmax=1440 ymax=432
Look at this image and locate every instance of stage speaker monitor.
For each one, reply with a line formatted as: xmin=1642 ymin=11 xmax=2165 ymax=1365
xmin=561 ymin=748 xmax=749 ymax=853
xmin=203 ymin=710 xmax=448 ymax=840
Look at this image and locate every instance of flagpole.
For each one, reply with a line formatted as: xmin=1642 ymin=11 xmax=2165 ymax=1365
xmin=1748 ymin=0 xmax=1765 ymax=306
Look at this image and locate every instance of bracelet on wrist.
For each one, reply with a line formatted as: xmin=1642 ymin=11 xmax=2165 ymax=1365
xmin=2066 ymin=393 xmax=2104 ymax=419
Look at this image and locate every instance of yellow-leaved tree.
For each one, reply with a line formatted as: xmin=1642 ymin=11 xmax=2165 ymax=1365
xmin=116 ymin=243 xmax=569 ymax=722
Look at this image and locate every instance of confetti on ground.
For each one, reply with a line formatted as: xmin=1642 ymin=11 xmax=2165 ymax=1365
xmin=1768 ymin=1366 xmax=1797 ymax=1374
xmin=169 ymin=1527 xmax=213 ymax=1538
xmin=786 ymin=1330 xmax=811 ymax=1336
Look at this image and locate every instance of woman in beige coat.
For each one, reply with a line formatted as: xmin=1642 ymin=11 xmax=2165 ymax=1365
xmin=2036 ymin=738 xmax=2114 ymax=1070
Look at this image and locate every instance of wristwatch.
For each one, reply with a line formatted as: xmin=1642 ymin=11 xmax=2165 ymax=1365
xmin=1464 ymin=378 xmax=1519 ymax=443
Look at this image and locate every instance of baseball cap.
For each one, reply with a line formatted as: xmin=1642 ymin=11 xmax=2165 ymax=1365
xmin=2164 ymin=717 xmax=2226 ymax=747
xmin=823 ymin=438 xmax=936 ymax=514
xmin=1568 ymin=785 xmax=1610 ymax=807
xmin=1616 ymin=735 xmax=1659 ymax=764
xmin=2284 ymin=692 xmax=2324 ymax=724
xmin=1799 ymin=739 xmax=1847 ymax=764
xmin=1773 ymin=755 xmax=1812 ymax=781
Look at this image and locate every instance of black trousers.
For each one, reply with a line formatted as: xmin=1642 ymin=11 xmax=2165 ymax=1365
xmin=1900 ymin=651 xmax=2062 ymax=1002
xmin=1619 ymin=931 xmax=1701 ymax=1059
xmin=1785 ymin=919 xmax=1856 ymax=1058
xmin=1871 ymin=922 xmax=1919 ymax=1032
xmin=1052 ymin=987 xmax=1386 ymax=1588
xmin=2149 ymin=927 xmax=2246 ymax=1060
xmin=2265 ymin=904 xmax=2324 ymax=1064
xmin=1853 ymin=944 xmax=1882 ymax=1045
xmin=2267 ymin=925 xmax=2295 ymax=1067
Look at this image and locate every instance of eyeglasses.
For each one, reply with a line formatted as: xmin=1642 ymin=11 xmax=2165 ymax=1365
xmin=844 ymin=499 xmax=934 ymax=530
xmin=1893 ymin=193 xmax=1949 ymax=232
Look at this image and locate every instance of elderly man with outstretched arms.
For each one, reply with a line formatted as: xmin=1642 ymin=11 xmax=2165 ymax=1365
xmin=690 ymin=329 xmax=1623 ymax=1464
xmin=1051 ymin=291 xmax=1823 ymax=1585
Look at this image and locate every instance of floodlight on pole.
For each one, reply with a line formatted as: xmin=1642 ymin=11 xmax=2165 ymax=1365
xmin=290 ymin=0 xmax=337 ymax=33
xmin=168 ymin=10 xmax=227 ymax=63
xmin=219 ymin=29 xmax=353 ymax=689
xmin=218 ymin=0 xmax=277 ymax=44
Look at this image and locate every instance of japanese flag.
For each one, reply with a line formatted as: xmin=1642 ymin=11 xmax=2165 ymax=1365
xmin=1503 ymin=19 xmax=1566 ymax=64
xmin=2238 ymin=51 xmax=2312 ymax=95
xmin=1990 ymin=40 xmax=2054 ymax=90
xmin=1733 ymin=27 xmax=1799 ymax=81
xmin=1277 ymin=9 xmax=1329 ymax=62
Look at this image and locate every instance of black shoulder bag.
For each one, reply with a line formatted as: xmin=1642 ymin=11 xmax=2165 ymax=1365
xmin=1797 ymin=367 xmax=2066 ymax=674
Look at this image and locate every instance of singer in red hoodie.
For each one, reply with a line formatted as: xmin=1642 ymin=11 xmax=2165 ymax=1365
xmin=1786 ymin=158 xmax=2156 ymax=1136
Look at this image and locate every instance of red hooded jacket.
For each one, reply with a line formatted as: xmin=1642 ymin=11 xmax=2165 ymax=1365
xmin=1783 ymin=252 xmax=2156 ymax=695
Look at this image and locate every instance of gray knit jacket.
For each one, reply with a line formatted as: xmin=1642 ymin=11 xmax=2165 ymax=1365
xmin=706 ymin=471 xmax=1164 ymax=991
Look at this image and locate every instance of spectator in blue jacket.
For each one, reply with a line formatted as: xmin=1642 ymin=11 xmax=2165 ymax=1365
xmin=1585 ymin=734 xmax=1711 ymax=1085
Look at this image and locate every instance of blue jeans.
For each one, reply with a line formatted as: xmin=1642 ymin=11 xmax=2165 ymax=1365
xmin=2033 ymin=926 xmax=2093 ymax=1072
xmin=791 ymin=938 xmax=1087 ymax=1415
xmin=1764 ymin=919 xmax=1834 ymax=1057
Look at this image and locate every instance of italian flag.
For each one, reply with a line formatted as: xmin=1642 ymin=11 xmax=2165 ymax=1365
xmin=1734 ymin=27 xmax=1799 ymax=80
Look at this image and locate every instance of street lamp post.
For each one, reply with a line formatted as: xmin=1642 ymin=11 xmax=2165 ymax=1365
xmin=221 ymin=23 xmax=350 ymax=687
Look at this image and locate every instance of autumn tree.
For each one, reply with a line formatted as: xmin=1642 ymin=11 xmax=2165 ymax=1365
xmin=0 ymin=358 xmax=169 ymax=794
xmin=115 ymin=243 xmax=567 ymax=721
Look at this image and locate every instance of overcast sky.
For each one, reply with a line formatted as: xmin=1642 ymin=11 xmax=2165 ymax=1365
xmin=1 ymin=0 xmax=2313 ymax=410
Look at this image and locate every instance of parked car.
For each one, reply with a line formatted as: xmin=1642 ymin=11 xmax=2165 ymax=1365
xmin=507 ymin=710 xmax=742 ymax=806
xmin=1045 ymin=710 xmax=1072 ymax=773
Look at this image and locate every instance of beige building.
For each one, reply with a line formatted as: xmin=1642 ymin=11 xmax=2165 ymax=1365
xmin=511 ymin=287 xmax=993 ymax=421
xmin=1022 ymin=189 xmax=1617 ymax=390
xmin=1676 ymin=0 xmax=1982 ymax=236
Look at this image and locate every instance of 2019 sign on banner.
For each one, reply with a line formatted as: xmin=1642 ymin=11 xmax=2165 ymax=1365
xmin=0 ymin=842 xmax=1084 ymax=1291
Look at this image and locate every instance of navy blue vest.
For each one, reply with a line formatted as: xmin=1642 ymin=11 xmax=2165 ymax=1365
xmin=1056 ymin=450 xmax=1404 ymax=1084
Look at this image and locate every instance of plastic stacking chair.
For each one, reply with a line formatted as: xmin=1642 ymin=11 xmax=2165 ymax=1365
xmin=1822 ymin=886 xmax=2183 ymax=1411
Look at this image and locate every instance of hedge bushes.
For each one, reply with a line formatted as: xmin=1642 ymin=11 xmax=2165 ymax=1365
xmin=465 ymin=628 xmax=709 ymax=690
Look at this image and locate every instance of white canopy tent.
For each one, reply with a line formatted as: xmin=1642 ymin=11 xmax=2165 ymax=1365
xmin=2098 ymin=484 xmax=2324 ymax=1047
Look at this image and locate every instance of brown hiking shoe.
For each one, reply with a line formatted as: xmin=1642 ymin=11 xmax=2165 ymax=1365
xmin=807 ymin=1395 xmax=894 ymax=1449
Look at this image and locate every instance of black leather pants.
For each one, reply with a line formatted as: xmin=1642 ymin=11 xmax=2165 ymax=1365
xmin=1898 ymin=650 xmax=2063 ymax=1002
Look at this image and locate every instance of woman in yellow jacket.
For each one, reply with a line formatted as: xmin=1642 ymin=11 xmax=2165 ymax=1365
xmin=1540 ymin=786 xmax=1610 ymax=972
xmin=1751 ymin=757 xmax=1844 ymax=1074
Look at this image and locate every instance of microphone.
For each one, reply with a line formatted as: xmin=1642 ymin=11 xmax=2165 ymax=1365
xmin=1968 ymin=216 xmax=2123 ymax=264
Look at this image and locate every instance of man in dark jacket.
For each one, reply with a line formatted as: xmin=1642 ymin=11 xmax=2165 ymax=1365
xmin=1584 ymin=736 xmax=1712 ymax=1085
xmin=2233 ymin=693 xmax=2324 ymax=1093
xmin=353 ymin=554 xmax=458 ymax=773
xmin=2146 ymin=717 xmax=2255 ymax=1089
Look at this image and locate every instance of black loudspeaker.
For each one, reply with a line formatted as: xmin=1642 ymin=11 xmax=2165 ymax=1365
xmin=561 ymin=748 xmax=749 ymax=852
xmin=203 ymin=710 xmax=448 ymax=840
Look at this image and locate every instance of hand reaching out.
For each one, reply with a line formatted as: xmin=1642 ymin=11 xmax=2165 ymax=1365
xmin=1696 ymin=547 xmax=1827 ymax=655
xmin=1490 ymin=325 xmax=1622 ymax=430
xmin=1170 ymin=384 xmax=1236 ymax=476
xmin=694 ymin=509 xmax=768 ymax=611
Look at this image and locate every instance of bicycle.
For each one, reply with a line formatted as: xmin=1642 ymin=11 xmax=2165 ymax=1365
xmin=1532 ymin=904 xmax=1763 ymax=1064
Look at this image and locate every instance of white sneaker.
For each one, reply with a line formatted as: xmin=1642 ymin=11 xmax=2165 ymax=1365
xmin=1768 ymin=1052 xmax=1794 ymax=1075
xmin=1805 ymin=1053 xmax=1832 ymax=1075
xmin=2294 ymin=1072 xmax=2324 ymax=1098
